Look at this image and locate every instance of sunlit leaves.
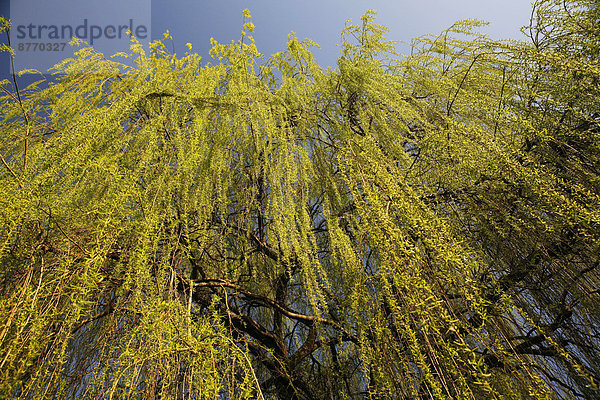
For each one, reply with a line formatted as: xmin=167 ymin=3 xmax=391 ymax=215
xmin=1 ymin=5 xmax=600 ymax=399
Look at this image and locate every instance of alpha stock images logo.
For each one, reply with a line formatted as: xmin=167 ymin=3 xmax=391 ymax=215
xmin=5 ymin=0 xmax=151 ymax=74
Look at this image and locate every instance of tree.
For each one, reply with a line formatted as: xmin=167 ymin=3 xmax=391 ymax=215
xmin=1 ymin=4 xmax=600 ymax=398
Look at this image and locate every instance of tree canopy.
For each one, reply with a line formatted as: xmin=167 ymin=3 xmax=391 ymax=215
xmin=1 ymin=1 xmax=600 ymax=398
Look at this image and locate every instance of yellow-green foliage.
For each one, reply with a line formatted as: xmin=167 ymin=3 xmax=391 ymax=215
xmin=1 ymin=4 xmax=600 ymax=399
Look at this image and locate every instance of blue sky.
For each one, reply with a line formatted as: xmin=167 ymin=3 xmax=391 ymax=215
xmin=1 ymin=0 xmax=535 ymax=78
xmin=152 ymin=0 xmax=534 ymax=67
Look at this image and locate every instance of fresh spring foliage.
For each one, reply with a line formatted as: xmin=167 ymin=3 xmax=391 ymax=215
xmin=1 ymin=1 xmax=600 ymax=398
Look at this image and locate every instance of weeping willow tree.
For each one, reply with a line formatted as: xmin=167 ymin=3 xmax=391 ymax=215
xmin=1 ymin=2 xmax=600 ymax=398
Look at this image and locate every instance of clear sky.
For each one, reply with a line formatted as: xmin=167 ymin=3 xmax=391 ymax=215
xmin=1 ymin=0 xmax=535 ymax=77
xmin=151 ymin=0 xmax=535 ymax=67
